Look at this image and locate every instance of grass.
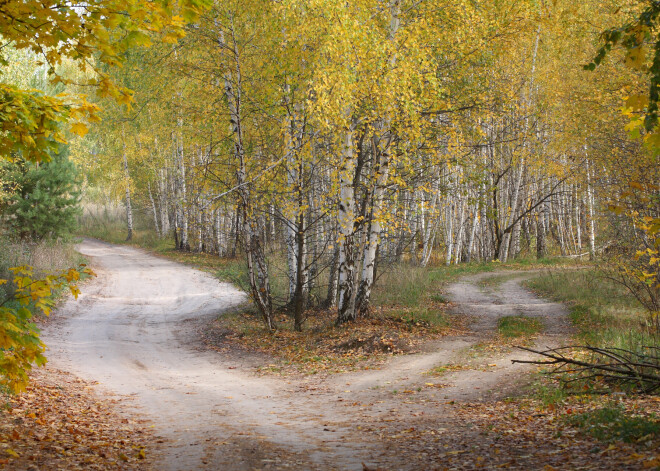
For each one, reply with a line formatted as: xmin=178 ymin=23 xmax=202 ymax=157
xmin=564 ymin=404 xmax=660 ymax=444
xmin=77 ymin=202 xmax=176 ymax=251
xmin=373 ymin=255 xmax=583 ymax=309
xmin=521 ymin=266 xmax=660 ymax=447
xmin=0 ymin=237 xmax=85 ymax=277
xmin=497 ymin=315 xmax=544 ymax=338
xmin=525 ymin=269 xmax=651 ymax=349
xmin=532 ymin=375 xmax=571 ymax=406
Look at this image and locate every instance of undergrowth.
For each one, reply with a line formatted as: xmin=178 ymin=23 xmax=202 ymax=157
xmin=0 ymin=236 xmax=87 ymax=307
xmin=78 ymin=205 xmax=588 ymax=373
xmin=564 ymin=403 xmax=660 ymax=444
xmin=521 ymin=267 xmax=660 ymax=450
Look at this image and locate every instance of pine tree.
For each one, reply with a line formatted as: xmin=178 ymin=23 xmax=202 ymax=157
xmin=0 ymin=150 xmax=82 ymax=240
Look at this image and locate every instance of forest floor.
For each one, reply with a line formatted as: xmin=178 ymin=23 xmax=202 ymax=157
xmin=2 ymin=238 xmax=659 ymax=470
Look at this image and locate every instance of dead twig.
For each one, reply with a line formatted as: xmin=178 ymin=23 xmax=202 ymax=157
xmin=512 ymin=345 xmax=660 ymax=393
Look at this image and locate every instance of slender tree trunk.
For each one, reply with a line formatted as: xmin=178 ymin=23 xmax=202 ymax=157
xmin=575 ymin=185 xmax=582 ymax=251
xmin=586 ymin=157 xmax=596 ymax=260
xmin=445 ymin=200 xmax=454 ymax=265
xmin=466 ymin=207 xmax=479 ymax=263
xmin=500 ymin=164 xmax=524 ymax=262
xmin=453 ymin=199 xmax=467 ymax=265
xmin=285 ymin=167 xmax=299 ymax=303
xmin=421 ymin=171 xmax=440 ymax=267
xmin=122 ymin=142 xmax=133 ymax=242
xmin=218 ymin=19 xmax=274 ymax=329
xmin=159 ymin=169 xmax=170 ymax=237
xmin=148 ymin=181 xmax=160 ymax=238
xmin=293 ymin=208 xmax=306 ymax=331
xmin=325 ymin=241 xmax=340 ymax=308
xmin=345 ymin=0 xmax=401 ymax=320
xmin=356 ymin=136 xmax=391 ymax=316
xmin=216 ymin=210 xmax=226 ymax=256
xmin=178 ymin=141 xmax=189 ymax=251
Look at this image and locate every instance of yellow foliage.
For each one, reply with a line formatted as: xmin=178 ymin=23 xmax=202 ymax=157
xmin=0 ymin=265 xmax=95 ymax=393
xmin=0 ymin=0 xmax=208 ymax=163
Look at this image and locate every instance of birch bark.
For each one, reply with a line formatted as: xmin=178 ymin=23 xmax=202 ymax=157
xmin=354 ymin=0 xmax=401 ymax=317
xmin=336 ymin=125 xmax=358 ymax=324
xmin=148 ymin=181 xmax=160 ymax=238
xmin=218 ymin=17 xmax=274 ymax=329
xmin=122 ymin=143 xmax=133 ymax=242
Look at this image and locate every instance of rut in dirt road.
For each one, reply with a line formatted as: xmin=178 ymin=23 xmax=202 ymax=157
xmin=43 ymin=239 xmax=570 ymax=470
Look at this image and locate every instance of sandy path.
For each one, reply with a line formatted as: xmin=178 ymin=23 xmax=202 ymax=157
xmin=43 ymin=239 xmax=376 ymax=470
xmin=44 ymin=239 xmax=569 ymax=470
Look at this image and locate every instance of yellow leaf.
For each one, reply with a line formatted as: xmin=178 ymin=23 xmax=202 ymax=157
xmin=625 ymin=94 xmax=649 ymax=111
xmin=625 ymin=46 xmax=645 ymax=70
xmin=5 ymin=448 xmax=19 ymax=458
xmin=70 ymin=122 xmax=89 ymax=137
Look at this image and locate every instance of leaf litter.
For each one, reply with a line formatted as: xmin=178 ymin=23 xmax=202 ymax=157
xmin=0 ymin=366 xmax=155 ymax=470
xmin=201 ymin=306 xmax=467 ymax=376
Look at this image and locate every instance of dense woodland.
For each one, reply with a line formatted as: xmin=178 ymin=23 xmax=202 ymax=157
xmin=64 ymin=0 xmax=658 ymax=331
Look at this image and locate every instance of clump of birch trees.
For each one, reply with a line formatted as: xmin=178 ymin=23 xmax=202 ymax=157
xmin=76 ymin=0 xmax=655 ymax=330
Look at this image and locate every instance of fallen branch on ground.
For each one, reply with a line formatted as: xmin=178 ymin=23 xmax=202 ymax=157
xmin=512 ymin=345 xmax=660 ymax=393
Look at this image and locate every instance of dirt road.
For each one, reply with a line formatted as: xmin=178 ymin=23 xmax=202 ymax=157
xmin=44 ymin=239 xmax=570 ymax=470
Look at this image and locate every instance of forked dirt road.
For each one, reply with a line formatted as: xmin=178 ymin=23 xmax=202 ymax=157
xmin=43 ymin=239 xmax=570 ymax=470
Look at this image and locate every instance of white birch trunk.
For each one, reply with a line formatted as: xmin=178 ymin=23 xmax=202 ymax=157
xmin=421 ymin=177 xmax=440 ymax=267
xmin=218 ymin=20 xmax=273 ymax=329
xmin=337 ymin=126 xmax=357 ymax=323
xmin=453 ymin=199 xmax=467 ymax=265
xmin=122 ymin=139 xmax=133 ymax=242
xmin=178 ymin=142 xmax=188 ymax=250
xmin=467 ymin=207 xmax=479 ymax=262
xmin=586 ymin=157 xmax=596 ymax=260
xmin=499 ymin=163 xmax=524 ymax=262
xmin=353 ymin=0 xmax=401 ymax=317
xmin=445 ymin=200 xmax=454 ymax=266
xmin=356 ymin=141 xmax=391 ymax=315
xmin=159 ymin=169 xmax=170 ymax=237
xmin=148 ymin=181 xmax=160 ymax=238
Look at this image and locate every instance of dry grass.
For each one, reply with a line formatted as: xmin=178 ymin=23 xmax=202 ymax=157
xmin=0 ymin=237 xmax=85 ymax=302
xmin=525 ymin=269 xmax=653 ymax=350
xmin=0 ymin=239 xmax=81 ymax=276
